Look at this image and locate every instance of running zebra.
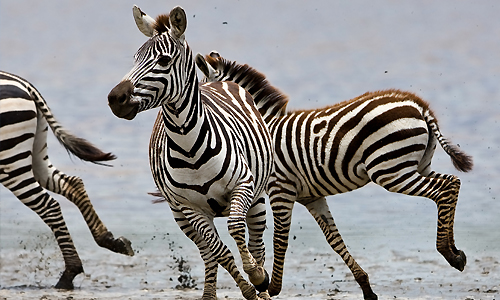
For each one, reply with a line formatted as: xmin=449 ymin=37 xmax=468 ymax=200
xmin=107 ymin=6 xmax=273 ymax=300
xmin=197 ymin=52 xmax=473 ymax=300
xmin=0 ymin=71 xmax=134 ymax=289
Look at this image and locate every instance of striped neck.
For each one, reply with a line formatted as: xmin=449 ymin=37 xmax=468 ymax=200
xmin=160 ymin=61 xmax=206 ymax=152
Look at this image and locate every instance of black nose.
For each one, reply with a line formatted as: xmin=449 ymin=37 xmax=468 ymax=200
xmin=108 ymin=80 xmax=139 ymax=120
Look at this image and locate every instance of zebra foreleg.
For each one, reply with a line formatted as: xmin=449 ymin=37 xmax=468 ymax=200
xmin=246 ymin=197 xmax=270 ymax=293
xmin=180 ymin=206 xmax=261 ymax=300
xmin=301 ymin=197 xmax=377 ymax=300
xmin=171 ymin=206 xmax=218 ymax=299
xmin=227 ymin=184 xmax=269 ymax=292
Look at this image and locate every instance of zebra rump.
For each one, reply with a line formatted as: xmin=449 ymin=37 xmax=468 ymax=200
xmin=0 ymin=71 xmax=133 ymax=290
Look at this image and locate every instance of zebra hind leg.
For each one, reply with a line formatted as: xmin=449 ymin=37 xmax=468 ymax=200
xmin=56 ymin=174 xmax=133 ymax=256
xmin=375 ymin=170 xmax=466 ymax=271
xmin=267 ymin=194 xmax=295 ymax=297
xmin=427 ymin=171 xmax=463 ymax=257
xmin=227 ymin=187 xmax=269 ymax=293
xmin=1 ymin=172 xmax=84 ymax=289
xmin=300 ymin=197 xmax=378 ymax=300
xmin=31 ymin=142 xmax=133 ymax=257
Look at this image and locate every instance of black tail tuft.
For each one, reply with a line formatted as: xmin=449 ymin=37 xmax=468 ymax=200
xmin=59 ymin=133 xmax=116 ymax=166
xmin=448 ymin=144 xmax=473 ymax=172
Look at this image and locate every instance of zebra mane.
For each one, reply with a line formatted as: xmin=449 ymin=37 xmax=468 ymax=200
xmin=204 ymin=54 xmax=289 ymax=121
xmin=153 ymin=14 xmax=170 ymax=33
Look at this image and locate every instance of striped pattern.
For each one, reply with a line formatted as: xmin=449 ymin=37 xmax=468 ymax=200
xmin=108 ymin=7 xmax=273 ymax=300
xmin=198 ymin=52 xmax=473 ymax=300
xmin=0 ymin=71 xmax=133 ymax=289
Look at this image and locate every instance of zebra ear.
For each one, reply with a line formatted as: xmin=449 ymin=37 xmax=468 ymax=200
xmin=209 ymin=51 xmax=221 ymax=59
xmin=195 ymin=54 xmax=211 ymax=78
xmin=169 ymin=6 xmax=187 ymax=40
xmin=133 ymin=5 xmax=155 ymax=37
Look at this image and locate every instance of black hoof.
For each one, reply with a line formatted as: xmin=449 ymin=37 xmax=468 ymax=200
xmin=364 ymin=292 xmax=378 ymax=300
xmin=451 ymin=250 xmax=467 ymax=271
xmin=54 ymin=266 xmax=84 ymax=290
xmin=115 ymin=236 xmax=134 ymax=256
xmin=254 ymin=269 xmax=269 ymax=293
xmin=97 ymin=232 xmax=134 ymax=256
xmin=54 ymin=278 xmax=74 ymax=290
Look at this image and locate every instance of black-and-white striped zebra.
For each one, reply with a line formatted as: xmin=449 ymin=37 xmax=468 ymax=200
xmin=0 ymin=71 xmax=134 ymax=289
xmin=196 ymin=52 xmax=473 ymax=300
xmin=107 ymin=6 xmax=273 ymax=300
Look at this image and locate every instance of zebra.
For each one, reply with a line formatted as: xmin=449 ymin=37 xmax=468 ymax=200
xmin=196 ymin=52 xmax=473 ymax=300
xmin=107 ymin=6 xmax=273 ymax=300
xmin=0 ymin=71 xmax=134 ymax=289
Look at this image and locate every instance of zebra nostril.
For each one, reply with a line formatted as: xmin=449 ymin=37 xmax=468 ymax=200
xmin=118 ymin=94 xmax=128 ymax=105
xmin=108 ymin=80 xmax=134 ymax=106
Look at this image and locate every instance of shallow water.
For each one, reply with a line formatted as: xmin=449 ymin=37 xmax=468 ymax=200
xmin=1 ymin=1 xmax=499 ymax=299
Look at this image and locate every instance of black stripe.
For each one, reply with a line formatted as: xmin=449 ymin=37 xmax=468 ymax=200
xmin=0 ymin=110 xmax=37 ymax=127
xmin=0 ymin=133 xmax=34 ymax=151
xmin=0 ymin=84 xmax=31 ymax=100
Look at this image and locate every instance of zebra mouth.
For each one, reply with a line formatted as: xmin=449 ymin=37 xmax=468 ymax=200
xmin=108 ymin=80 xmax=140 ymax=120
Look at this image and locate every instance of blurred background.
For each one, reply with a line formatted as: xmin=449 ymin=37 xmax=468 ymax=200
xmin=1 ymin=1 xmax=499 ymax=299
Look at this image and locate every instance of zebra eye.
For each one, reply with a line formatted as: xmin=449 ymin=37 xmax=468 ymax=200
xmin=157 ymin=55 xmax=172 ymax=67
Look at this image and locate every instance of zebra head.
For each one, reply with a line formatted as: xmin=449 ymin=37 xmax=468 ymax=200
xmin=108 ymin=5 xmax=193 ymax=120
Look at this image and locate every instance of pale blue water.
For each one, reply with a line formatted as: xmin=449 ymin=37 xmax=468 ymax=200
xmin=1 ymin=1 xmax=499 ymax=299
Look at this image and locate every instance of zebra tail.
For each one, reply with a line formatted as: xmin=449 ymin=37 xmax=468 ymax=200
xmin=31 ymin=88 xmax=116 ymax=165
xmin=424 ymin=109 xmax=473 ymax=172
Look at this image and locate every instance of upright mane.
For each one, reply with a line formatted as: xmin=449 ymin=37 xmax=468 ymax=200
xmin=153 ymin=14 xmax=170 ymax=33
xmin=204 ymin=54 xmax=289 ymax=123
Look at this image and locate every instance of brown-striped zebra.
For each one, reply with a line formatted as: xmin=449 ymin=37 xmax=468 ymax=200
xmin=107 ymin=6 xmax=273 ymax=300
xmin=0 ymin=71 xmax=134 ymax=289
xmin=196 ymin=52 xmax=473 ymax=300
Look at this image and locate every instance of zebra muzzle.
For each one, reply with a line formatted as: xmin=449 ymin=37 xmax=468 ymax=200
xmin=108 ymin=80 xmax=139 ymax=120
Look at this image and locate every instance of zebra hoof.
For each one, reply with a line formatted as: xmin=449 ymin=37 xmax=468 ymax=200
xmin=54 ymin=265 xmax=84 ymax=290
xmin=363 ymin=292 xmax=378 ymax=300
xmin=97 ymin=232 xmax=134 ymax=256
xmin=451 ymin=250 xmax=467 ymax=271
xmin=253 ymin=269 xmax=269 ymax=293
xmin=115 ymin=236 xmax=134 ymax=256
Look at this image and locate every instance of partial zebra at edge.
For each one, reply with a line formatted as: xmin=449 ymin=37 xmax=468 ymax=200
xmin=0 ymin=70 xmax=133 ymax=290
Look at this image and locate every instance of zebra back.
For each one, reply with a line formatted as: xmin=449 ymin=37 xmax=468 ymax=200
xmin=197 ymin=54 xmax=473 ymax=173
xmin=197 ymin=52 xmax=289 ymax=124
xmin=0 ymin=71 xmax=116 ymax=164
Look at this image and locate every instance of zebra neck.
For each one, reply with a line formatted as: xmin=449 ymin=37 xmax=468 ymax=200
xmin=160 ymin=82 xmax=206 ymax=148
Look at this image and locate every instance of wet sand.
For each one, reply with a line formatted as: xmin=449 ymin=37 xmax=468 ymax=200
xmin=0 ymin=213 xmax=498 ymax=300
